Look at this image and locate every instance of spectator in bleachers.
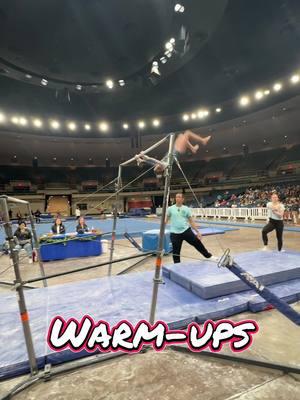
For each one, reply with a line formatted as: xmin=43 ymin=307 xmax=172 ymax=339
xmin=76 ymin=217 xmax=89 ymax=234
xmin=8 ymin=209 xmax=13 ymax=219
xmin=34 ymin=209 xmax=41 ymax=223
xmin=51 ymin=218 xmax=66 ymax=235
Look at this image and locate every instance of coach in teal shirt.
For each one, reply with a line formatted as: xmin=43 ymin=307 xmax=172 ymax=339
xmin=166 ymin=193 xmax=215 ymax=263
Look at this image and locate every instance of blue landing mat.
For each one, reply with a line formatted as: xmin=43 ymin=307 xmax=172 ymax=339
xmin=163 ymin=251 xmax=300 ymax=299
xmin=0 ymin=219 xmax=237 ymax=243
xmin=0 ymin=264 xmax=299 ymax=379
xmin=0 ymin=271 xmax=248 ymax=379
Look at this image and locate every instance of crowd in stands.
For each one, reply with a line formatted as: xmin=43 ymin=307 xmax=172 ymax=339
xmin=210 ymin=184 xmax=299 ymax=224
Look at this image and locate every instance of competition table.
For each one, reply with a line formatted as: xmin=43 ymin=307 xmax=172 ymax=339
xmin=39 ymin=232 xmax=102 ymax=261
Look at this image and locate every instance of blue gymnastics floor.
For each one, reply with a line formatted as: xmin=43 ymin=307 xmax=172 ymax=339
xmin=0 ymin=218 xmax=237 ymax=243
xmin=0 ymin=250 xmax=299 ymax=379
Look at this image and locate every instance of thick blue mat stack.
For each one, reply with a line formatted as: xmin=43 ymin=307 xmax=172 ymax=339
xmin=0 ymin=250 xmax=299 ymax=379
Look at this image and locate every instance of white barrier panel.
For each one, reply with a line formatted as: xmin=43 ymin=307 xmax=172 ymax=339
xmin=171 ymin=207 xmax=269 ymax=222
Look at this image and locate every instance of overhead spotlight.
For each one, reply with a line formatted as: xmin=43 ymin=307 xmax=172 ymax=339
xmin=203 ymin=109 xmax=209 ymax=117
xmin=19 ymin=117 xmax=27 ymax=126
xmin=123 ymin=123 xmax=129 ymax=130
xmin=118 ymin=80 xmax=125 ymax=87
xmin=182 ymin=114 xmax=189 ymax=121
xmin=170 ymin=38 xmax=176 ymax=45
xmin=152 ymin=119 xmax=160 ymax=127
xmin=11 ymin=116 xmax=19 ymax=125
xmin=99 ymin=121 xmax=109 ymax=132
xmin=164 ymin=50 xmax=173 ymax=58
xmin=84 ymin=124 xmax=91 ymax=131
xmin=174 ymin=3 xmax=185 ymax=13
xmin=291 ymin=74 xmax=299 ymax=84
xmin=151 ymin=61 xmax=160 ymax=76
xmin=165 ymin=42 xmax=174 ymax=51
xmin=53 ymin=157 xmax=57 ymax=161
xmin=0 ymin=112 xmax=6 ymax=123
xmin=50 ymin=120 xmax=60 ymax=129
xmin=33 ymin=118 xmax=43 ymax=128
xmin=106 ymin=80 xmax=114 ymax=89
xmin=25 ymin=74 xmax=32 ymax=79
xmin=41 ymin=78 xmax=48 ymax=86
xmin=191 ymin=113 xmax=196 ymax=119
xmin=273 ymin=82 xmax=282 ymax=92
xmin=255 ymin=90 xmax=264 ymax=100
xmin=239 ymin=96 xmax=250 ymax=106
xmin=160 ymin=56 xmax=167 ymax=64
xmin=75 ymin=84 xmax=82 ymax=91
xmin=68 ymin=122 xmax=77 ymax=131
xmin=216 ymin=107 xmax=222 ymax=113
xmin=198 ymin=110 xmax=204 ymax=119
xmin=138 ymin=121 xmax=145 ymax=129
xmin=264 ymin=89 xmax=270 ymax=95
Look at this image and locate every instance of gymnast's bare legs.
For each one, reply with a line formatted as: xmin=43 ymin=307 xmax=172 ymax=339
xmin=135 ymin=130 xmax=211 ymax=175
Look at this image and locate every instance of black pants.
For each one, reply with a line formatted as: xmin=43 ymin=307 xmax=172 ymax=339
xmin=262 ymin=218 xmax=284 ymax=251
xmin=170 ymin=228 xmax=212 ymax=263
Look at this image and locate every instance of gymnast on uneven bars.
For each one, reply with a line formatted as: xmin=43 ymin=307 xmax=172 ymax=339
xmin=134 ymin=130 xmax=211 ymax=177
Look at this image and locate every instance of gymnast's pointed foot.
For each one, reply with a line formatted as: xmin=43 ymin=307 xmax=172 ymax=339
xmin=191 ymin=144 xmax=199 ymax=154
xmin=202 ymin=135 xmax=211 ymax=146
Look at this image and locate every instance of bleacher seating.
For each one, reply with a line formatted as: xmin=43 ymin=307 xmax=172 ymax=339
xmin=231 ymin=148 xmax=284 ymax=177
xmin=0 ymin=146 xmax=299 ymax=195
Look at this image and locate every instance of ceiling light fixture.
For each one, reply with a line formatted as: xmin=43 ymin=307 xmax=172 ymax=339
xmin=273 ymin=82 xmax=282 ymax=92
xmin=152 ymin=119 xmax=160 ymax=127
xmin=239 ymin=96 xmax=250 ymax=106
xmin=106 ymin=80 xmax=114 ymax=89
xmin=264 ymin=89 xmax=270 ymax=95
xmin=84 ymin=124 xmax=91 ymax=130
xmin=19 ymin=117 xmax=27 ymax=126
xmin=75 ymin=85 xmax=82 ymax=91
xmin=41 ymin=78 xmax=48 ymax=86
xmin=123 ymin=123 xmax=129 ymax=130
xmin=182 ymin=114 xmax=189 ymax=121
xmin=11 ymin=116 xmax=19 ymax=125
xmin=216 ymin=107 xmax=222 ymax=113
xmin=291 ymin=74 xmax=299 ymax=84
xmin=255 ymin=90 xmax=264 ymax=100
xmin=68 ymin=122 xmax=76 ymax=131
xmin=51 ymin=120 xmax=60 ymax=129
xmin=33 ymin=118 xmax=43 ymax=128
xmin=118 ymin=80 xmax=125 ymax=87
xmin=138 ymin=121 xmax=145 ymax=129
xmin=0 ymin=112 xmax=6 ymax=123
xmin=151 ymin=61 xmax=160 ymax=76
xmin=174 ymin=3 xmax=185 ymax=13
xmin=99 ymin=121 xmax=109 ymax=132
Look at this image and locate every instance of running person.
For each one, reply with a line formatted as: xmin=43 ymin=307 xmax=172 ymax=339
xmin=166 ymin=193 xmax=217 ymax=263
xmin=262 ymin=193 xmax=285 ymax=251
xmin=135 ymin=130 xmax=211 ymax=177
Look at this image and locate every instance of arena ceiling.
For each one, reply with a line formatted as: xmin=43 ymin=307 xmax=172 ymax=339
xmin=0 ymin=0 xmax=300 ymax=140
xmin=0 ymin=96 xmax=299 ymax=167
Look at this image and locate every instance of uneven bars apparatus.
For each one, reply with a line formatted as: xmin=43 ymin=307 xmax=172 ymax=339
xmin=0 ymin=195 xmax=47 ymax=288
xmin=108 ymin=135 xmax=171 ymax=275
xmin=0 ymin=196 xmax=39 ymax=375
xmin=149 ymin=133 xmax=176 ymax=324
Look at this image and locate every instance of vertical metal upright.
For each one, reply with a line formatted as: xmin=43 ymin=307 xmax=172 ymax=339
xmin=149 ymin=133 xmax=175 ymax=324
xmin=108 ymin=166 xmax=122 ymax=276
xmin=0 ymin=197 xmax=38 ymax=375
xmin=27 ymin=203 xmax=47 ymax=287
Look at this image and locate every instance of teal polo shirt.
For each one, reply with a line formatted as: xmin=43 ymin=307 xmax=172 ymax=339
xmin=167 ymin=204 xmax=192 ymax=234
